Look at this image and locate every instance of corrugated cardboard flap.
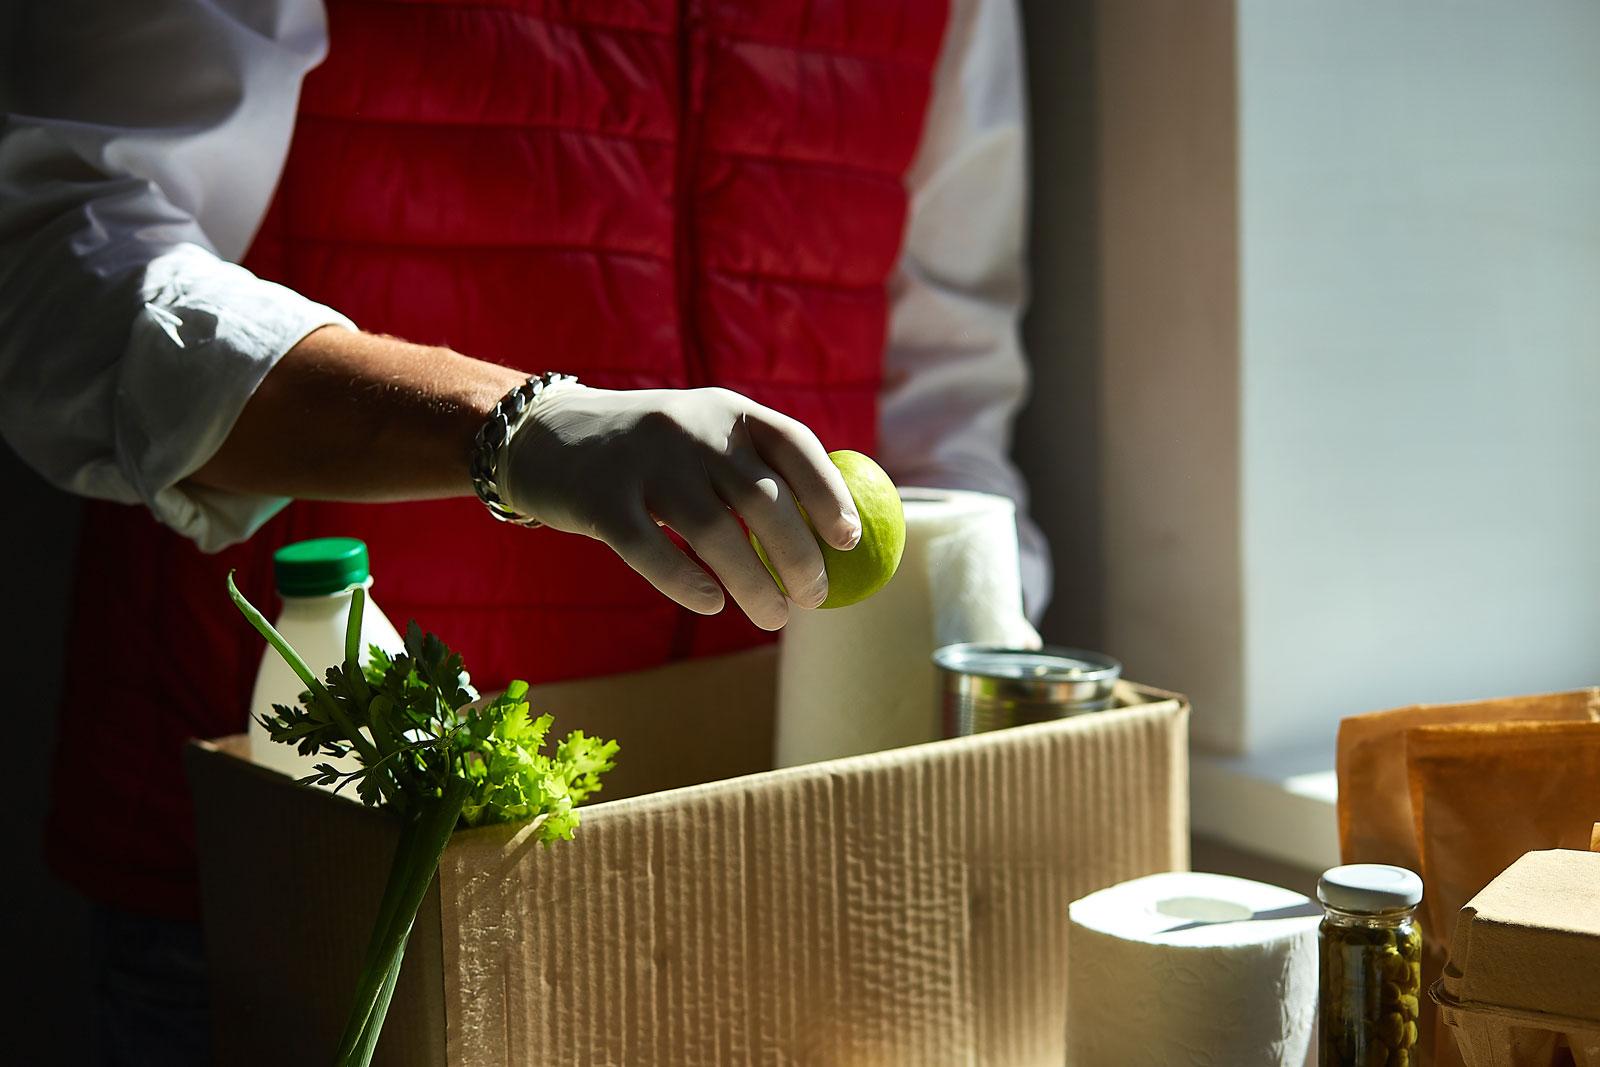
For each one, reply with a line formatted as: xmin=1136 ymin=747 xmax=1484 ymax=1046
xmin=439 ymin=692 xmax=1188 ymax=1067
xmin=186 ymin=736 xmax=448 ymax=1067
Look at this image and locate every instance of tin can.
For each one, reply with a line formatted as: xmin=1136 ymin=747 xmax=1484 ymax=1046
xmin=933 ymin=644 xmax=1123 ymax=737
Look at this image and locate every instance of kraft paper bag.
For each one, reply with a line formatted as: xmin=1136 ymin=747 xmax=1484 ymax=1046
xmin=1407 ymin=721 xmax=1600 ymax=1067
xmin=1335 ymin=690 xmax=1600 ymax=1066
xmin=1337 ymin=690 xmax=1600 ymax=874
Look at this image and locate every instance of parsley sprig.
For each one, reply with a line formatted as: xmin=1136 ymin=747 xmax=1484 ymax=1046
xmin=227 ymin=573 xmax=616 ymax=1066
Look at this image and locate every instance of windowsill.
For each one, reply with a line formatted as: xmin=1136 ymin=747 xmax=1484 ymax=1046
xmin=1190 ymin=742 xmax=1341 ymax=873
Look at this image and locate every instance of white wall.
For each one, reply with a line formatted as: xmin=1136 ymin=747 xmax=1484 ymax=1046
xmin=1095 ymin=0 xmax=1246 ymax=751
xmin=1238 ymin=1 xmax=1600 ymax=751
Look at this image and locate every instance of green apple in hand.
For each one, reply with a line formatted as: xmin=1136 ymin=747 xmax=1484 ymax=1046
xmin=752 ymin=450 xmax=906 ymax=609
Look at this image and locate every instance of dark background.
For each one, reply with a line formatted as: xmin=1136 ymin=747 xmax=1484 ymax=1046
xmin=0 ymin=3 xmax=1101 ymax=1061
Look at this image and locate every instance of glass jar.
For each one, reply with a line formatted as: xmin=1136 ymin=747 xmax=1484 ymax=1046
xmin=1317 ymin=864 xmax=1424 ymax=1067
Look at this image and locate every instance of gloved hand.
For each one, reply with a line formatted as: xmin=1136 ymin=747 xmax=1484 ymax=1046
xmin=503 ymin=385 xmax=861 ymax=630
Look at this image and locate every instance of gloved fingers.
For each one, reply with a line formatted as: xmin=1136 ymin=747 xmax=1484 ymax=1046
xmin=742 ymin=410 xmax=860 ymax=551
xmin=597 ymin=507 xmax=726 ymax=617
xmin=712 ymin=461 xmax=828 ymax=609
xmin=651 ymin=484 xmax=790 ymax=631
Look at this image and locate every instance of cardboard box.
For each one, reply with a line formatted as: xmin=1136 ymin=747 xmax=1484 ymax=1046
xmin=1433 ymin=849 xmax=1600 ymax=1067
xmin=188 ymin=646 xmax=1189 ymax=1066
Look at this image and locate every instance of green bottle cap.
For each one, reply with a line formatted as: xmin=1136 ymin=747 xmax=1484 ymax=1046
xmin=273 ymin=537 xmax=370 ymax=597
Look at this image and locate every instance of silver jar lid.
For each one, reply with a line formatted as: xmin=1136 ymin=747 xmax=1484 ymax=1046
xmin=1317 ymin=864 xmax=1423 ymax=914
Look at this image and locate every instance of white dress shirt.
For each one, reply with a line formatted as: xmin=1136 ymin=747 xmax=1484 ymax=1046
xmin=0 ymin=0 xmax=1049 ymax=615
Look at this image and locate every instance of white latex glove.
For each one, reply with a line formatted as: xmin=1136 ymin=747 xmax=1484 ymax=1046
xmin=504 ymin=385 xmax=862 ymax=630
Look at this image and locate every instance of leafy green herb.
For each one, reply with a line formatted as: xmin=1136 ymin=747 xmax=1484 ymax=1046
xmin=227 ymin=573 xmax=616 ymax=1067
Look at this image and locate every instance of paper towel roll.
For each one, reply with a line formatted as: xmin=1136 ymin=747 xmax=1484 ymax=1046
xmin=1067 ymin=872 xmax=1320 ymax=1067
xmin=774 ymin=488 xmax=1038 ymax=767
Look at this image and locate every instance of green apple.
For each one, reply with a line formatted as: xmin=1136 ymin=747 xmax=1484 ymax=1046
xmin=751 ymin=450 xmax=906 ymax=609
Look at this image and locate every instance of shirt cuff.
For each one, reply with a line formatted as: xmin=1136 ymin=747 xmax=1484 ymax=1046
xmin=116 ymin=244 xmax=355 ymax=551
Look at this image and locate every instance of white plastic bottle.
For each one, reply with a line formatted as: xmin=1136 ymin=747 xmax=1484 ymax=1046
xmin=248 ymin=537 xmax=405 ymax=790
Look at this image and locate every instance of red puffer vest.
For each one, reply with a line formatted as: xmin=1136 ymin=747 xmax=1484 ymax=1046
xmin=47 ymin=0 xmax=950 ymax=916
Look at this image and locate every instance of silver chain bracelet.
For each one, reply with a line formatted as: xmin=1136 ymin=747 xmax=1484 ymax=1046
xmin=469 ymin=372 xmax=579 ymax=527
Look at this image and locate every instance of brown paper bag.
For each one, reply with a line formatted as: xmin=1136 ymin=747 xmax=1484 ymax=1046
xmin=1408 ymin=721 xmax=1600 ymax=963
xmin=1337 ymin=689 xmax=1600 ymax=872
xmin=1336 ymin=690 xmax=1600 ymax=1066
xmin=1407 ymin=721 xmax=1600 ymax=1067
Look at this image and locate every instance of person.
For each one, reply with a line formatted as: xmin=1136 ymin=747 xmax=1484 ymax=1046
xmin=0 ymin=0 xmax=1048 ymax=1061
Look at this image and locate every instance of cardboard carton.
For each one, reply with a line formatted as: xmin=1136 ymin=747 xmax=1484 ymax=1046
xmin=1433 ymin=850 xmax=1600 ymax=1067
xmin=188 ymin=646 xmax=1189 ymax=1065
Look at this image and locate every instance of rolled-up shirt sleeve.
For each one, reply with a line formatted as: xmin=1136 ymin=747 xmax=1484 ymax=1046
xmin=880 ymin=0 xmax=1052 ymax=620
xmin=0 ymin=0 xmax=349 ymax=551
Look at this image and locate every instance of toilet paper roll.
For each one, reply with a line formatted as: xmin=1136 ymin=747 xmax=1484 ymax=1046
xmin=774 ymin=488 xmax=1038 ymax=768
xmin=1068 ymin=872 xmax=1320 ymax=1067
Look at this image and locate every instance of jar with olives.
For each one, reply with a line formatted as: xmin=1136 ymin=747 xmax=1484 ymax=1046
xmin=1317 ymin=864 xmax=1424 ymax=1067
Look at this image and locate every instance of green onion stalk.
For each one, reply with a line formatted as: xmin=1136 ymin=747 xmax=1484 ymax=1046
xmin=228 ymin=574 xmax=617 ymax=1067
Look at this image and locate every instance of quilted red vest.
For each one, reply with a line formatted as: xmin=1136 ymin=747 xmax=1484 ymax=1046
xmin=47 ymin=0 xmax=950 ymax=916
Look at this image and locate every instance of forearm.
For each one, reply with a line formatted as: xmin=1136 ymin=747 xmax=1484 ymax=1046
xmin=190 ymin=326 xmax=527 ymax=501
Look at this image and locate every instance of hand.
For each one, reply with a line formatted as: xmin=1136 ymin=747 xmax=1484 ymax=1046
xmin=503 ymin=385 xmax=862 ymax=630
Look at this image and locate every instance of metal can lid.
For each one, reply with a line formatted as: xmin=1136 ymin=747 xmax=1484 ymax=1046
xmin=1318 ymin=864 xmax=1423 ymax=913
xmin=931 ymin=644 xmax=1122 ymax=683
